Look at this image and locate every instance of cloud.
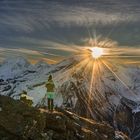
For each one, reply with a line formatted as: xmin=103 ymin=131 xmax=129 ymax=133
xmin=0 ymin=47 xmax=64 ymax=64
xmin=0 ymin=0 xmax=140 ymax=62
xmin=0 ymin=0 xmax=139 ymax=33
xmin=4 ymin=36 xmax=80 ymax=54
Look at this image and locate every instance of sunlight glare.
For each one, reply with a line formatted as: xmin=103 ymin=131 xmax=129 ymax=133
xmin=91 ymin=47 xmax=103 ymax=59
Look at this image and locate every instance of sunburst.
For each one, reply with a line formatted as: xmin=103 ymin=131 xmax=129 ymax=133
xmin=91 ymin=47 xmax=104 ymax=59
xmin=57 ymin=34 xmax=140 ymax=118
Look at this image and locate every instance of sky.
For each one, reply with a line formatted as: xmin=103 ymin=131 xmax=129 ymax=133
xmin=0 ymin=0 xmax=140 ymax=64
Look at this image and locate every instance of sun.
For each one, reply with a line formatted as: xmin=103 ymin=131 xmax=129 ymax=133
xmin=91 ymin=47 xmax=103 ymax=59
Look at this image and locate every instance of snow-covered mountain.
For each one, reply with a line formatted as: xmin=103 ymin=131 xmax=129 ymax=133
xmin=0 ymin=57 xmax=30 ymax=80
xmin=0 ymin=56 xmax=140 ymax=139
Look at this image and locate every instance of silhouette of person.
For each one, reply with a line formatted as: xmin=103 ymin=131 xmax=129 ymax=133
xmin=45 ymin=75 xmax=55 ymax=112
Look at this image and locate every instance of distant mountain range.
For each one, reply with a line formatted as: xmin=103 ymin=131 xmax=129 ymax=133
xmin=0 ymin=56 xmax=140 ymax=140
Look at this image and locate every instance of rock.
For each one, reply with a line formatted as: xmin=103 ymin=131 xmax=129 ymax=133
xmin=114 ymin=97 xmax=140 ymax=140
xmin=0 ymin=95 xmax=46 ymax=140
xmin=0 ymin=95 xmax=130 ymax=140
xmin=115 ymin=131 xmax=131 ymax=140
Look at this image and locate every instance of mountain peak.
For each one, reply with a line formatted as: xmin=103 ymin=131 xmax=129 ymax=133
xmin=0 ymin=56 xmax=30 ymax=80
xmin=2 ymin=56 xmax=30 ymax=66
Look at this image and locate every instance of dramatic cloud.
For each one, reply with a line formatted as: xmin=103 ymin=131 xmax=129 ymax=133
xmin=0 ymin=0 xmax=140 ymax=63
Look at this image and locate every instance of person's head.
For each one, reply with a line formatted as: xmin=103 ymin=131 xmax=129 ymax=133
xmin=22 ymin=90 xmax=27 ymax=95
xmin=48 ymin=74 xmax=52 ymax=81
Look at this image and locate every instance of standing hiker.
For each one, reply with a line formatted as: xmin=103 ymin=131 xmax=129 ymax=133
xmin=45 ymin=74 xmax=55 ymax=112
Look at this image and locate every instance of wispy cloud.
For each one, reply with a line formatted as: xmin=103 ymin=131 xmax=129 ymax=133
xmin=0 ymin=47 xmax=64 ymax=64
xmin=0 ymin=0 xmax=139 ymax=32
xmin=0 ymin=0 xmax=140 ymax=62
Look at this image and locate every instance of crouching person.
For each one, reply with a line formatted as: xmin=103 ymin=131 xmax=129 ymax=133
xmin=45 ymin=75 xmax=55 ymax=112
xmin=20 ymin=90 xmax=33 ymax=106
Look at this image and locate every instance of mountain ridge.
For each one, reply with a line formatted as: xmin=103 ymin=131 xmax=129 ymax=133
xmin=0 ymin=56 xmax=140 ymax=139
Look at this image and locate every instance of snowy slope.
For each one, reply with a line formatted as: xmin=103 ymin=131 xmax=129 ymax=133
xmin=0 ymin=56 xmax=140 ymax=139
xmin=0 ymin=56 xmax=140 ymax=106
xmin=0 ymin=57 xmax=30 ymax=80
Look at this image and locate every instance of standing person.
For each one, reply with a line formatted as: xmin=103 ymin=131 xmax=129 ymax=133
xmin=45 ymin=74 xmax=55 ymax=112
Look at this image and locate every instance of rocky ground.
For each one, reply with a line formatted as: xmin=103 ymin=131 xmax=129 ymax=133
xmin=0 ymin=95 xmax=130 ymax=140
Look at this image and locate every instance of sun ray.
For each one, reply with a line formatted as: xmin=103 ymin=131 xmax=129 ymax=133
xmin=89 ymin=60 xmax=95 ymax=94
xmin=95 ymin=60 xmax=103 ymax=91
xmin=86 ymin=60 xmax=95 ymax=118
xmin=54 ymin=33 xmax=140 ymax=118
xmin=70 ymin=55 xmax=96 ymax=118
xmin=101 ymin=60 xmax=137 ymax=97
xmin=92 ymin=29 xmax=97 ymax=46
xmin=54 ymin=55 xmax=91 ymax=80
xmin=92 ymin=59 xmax=106 ymax=100
xmin=103 ymin=56 xmax=140 ymax=58
xmin=80 ymin=60 xmax=94 ymax=90
xmin=84 ymin=17 xmax=96 ymax=47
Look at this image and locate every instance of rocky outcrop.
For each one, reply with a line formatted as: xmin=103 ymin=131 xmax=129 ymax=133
xmin=115 ymin=97 xmax=140 ymax=140
xmin=0 ymin=95 xmax=130 ymax=140
xmin=0 ymin=95 xmax=46 ymax=140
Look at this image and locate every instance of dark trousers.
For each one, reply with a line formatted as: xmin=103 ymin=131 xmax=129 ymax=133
xmin=48 ymin=98 xmax=54 ymax=111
